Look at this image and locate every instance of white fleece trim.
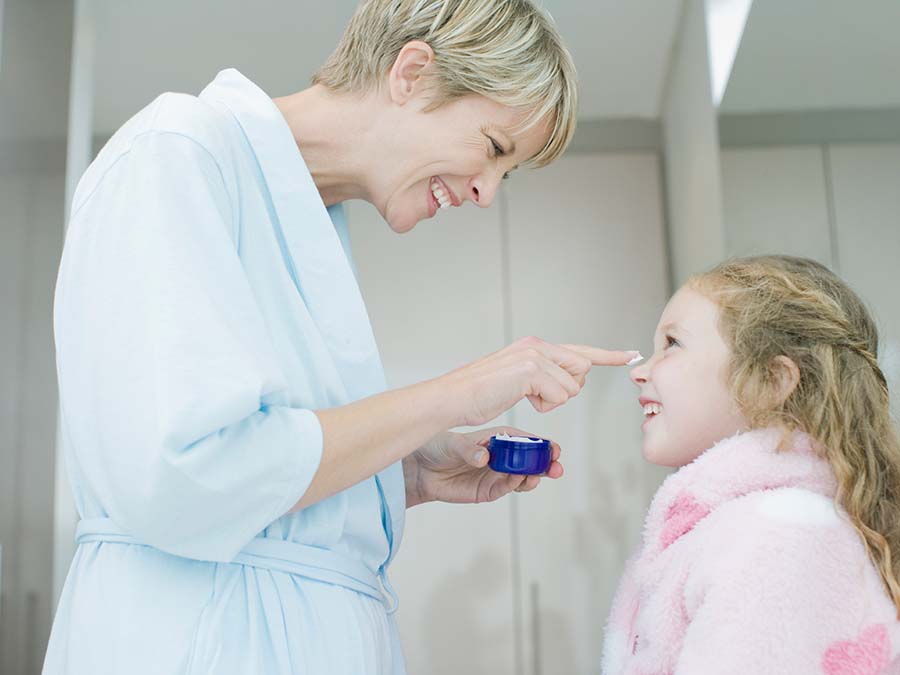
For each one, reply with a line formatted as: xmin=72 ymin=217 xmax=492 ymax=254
xmin=756 ymin=487 xmax=841 ymax=527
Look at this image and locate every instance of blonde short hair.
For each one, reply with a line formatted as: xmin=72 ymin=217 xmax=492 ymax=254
xmin=313 ymin=0 xmax=578 ymax=167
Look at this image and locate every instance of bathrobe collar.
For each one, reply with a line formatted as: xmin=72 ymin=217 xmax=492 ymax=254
xmin=643 ymin=428 xmax=837 ymax=559
xmin=200 ymin=68 xmax=405 ymax=566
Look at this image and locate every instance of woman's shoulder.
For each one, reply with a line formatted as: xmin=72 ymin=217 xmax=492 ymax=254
xmin=72 ymin=92 xmax=241 ymax=219
xmin=113 ymin=89 xmax=235 ymax=159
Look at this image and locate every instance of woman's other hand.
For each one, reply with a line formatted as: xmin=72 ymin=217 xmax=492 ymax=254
xmin=403 ymin=426 xmax=563 ymax=508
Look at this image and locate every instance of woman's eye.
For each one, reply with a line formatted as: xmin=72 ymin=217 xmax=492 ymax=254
xmin=491 ymin=138 xmax=505 ymax=157
xmin=502 ymin=171 xmax=510 ymax=180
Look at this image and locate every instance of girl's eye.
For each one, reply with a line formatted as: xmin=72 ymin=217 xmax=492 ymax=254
xmin=665 ymin=335 xmax=680 ymax=349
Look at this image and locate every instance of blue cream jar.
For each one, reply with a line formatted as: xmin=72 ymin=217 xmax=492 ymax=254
xmin=488 ymin=433 xmax=552 ymax=475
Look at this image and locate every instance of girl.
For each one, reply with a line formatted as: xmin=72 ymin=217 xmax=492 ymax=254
xmin=602 ymin=255 xmax=900 ymax=674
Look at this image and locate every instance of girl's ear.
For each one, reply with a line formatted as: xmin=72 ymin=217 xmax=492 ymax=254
xmin=770 ymin=355 xmax=801 ymax=407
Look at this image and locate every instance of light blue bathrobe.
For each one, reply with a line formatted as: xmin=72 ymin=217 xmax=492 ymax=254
xmin=44 ymin=69 xmax=407 ymax=674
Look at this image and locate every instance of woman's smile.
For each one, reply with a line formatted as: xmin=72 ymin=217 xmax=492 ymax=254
xmin=426 ymin=175 xmax=459 ymax=217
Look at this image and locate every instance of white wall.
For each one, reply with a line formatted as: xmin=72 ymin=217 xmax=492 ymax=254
xmin=829 ymin=145 xmax=900 ymax=419
xmin=348 ymin=151 xmax=671 ymax=675
xmin=721 ymin=146 xmax=833 ymax=265
xmin=505 ymin=154 xmax=671 ymax=675
xmin=0 ymin=1 xmax=72 ymax=673
xmin=0 ymin=172 xmax=65 ymax=675
xmin=346 ymin=195 xmax=518 ymax=675
xmin=720 ymin=142 xmax=900 ymax=419
xmin=661 ymin=0 xmax=726 ymax=287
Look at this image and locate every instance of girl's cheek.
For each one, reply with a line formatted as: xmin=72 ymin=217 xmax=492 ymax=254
xmin=653 ymin=353 xmax=679 ymax=382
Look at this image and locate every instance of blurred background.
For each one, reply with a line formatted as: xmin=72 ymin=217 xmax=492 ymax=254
xmin=1 ymin=0 xmax=898 ymax=673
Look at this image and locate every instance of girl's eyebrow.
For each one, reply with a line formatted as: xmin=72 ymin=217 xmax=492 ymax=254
xmin=659 ymin=321 xmax=689 ymax=336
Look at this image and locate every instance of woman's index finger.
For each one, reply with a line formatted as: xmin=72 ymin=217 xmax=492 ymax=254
xmin=560 ymin=345 xmax=642 ymax=367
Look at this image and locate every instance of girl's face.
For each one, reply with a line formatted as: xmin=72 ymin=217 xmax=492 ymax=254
xmin=630 ymin=286 xmax=749 ymax=467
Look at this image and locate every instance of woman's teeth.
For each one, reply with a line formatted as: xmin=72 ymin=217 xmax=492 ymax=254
xmin=642 ymin=403 xmax=662 ymax=417
xmin=431 ymin=179 xmax=451 ymax=209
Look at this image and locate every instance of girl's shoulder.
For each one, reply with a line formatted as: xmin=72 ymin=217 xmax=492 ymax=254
xmin=683 ymin=486 xmax=877 ymax=606
xmin=696 ymin=486 xmax=856 ymax=556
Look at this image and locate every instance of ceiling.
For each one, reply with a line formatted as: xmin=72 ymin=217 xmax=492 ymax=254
xmin=5 ymin=0 xmax=898 ymax=143
xmin=721 ymin=0 xmax=900 ymax=113
xmin=90 ymin=0 xmax=683 ymax=135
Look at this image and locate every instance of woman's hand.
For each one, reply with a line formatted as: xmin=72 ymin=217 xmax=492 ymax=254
xmin=439 ymin=337 xmax=640 ymax=428
xmin=403 ymin=426 xmax=563 ymax=508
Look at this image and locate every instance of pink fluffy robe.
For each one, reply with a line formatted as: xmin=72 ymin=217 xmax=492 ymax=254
xmin=602 ymin=428 xmax=900 ymax=675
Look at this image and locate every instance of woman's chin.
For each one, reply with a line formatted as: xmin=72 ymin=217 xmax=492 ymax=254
xmin=383 ymin=205 xmax=422 ymax=234
xmin=388 ymin=217 xmax=419 ymax=234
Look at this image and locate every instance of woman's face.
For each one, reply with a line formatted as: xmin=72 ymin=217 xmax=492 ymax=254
xmin=629 ymin=287 xmax=748 ymax=467
xmin=374 ymin=94 xmax=552 ymax=234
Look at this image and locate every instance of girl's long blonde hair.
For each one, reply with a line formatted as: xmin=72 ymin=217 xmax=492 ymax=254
xmin=691 ymin=255 xmax=900 ymax=615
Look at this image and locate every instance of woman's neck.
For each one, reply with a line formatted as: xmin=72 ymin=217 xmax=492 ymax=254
xmin=273 ymin=85 xmax=381 ymax=207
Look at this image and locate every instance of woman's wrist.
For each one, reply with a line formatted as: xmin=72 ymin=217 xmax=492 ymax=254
xmin=402 ymin=430 xmax=453 ymax=508
xmin=402 ymin=455 xmax=424 ymax=508
xmin=414 ymin=374 xmax=466 ymax=430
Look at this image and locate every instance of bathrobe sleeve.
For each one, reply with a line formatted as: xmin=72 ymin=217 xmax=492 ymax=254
xmin=673 ymin=499 xmax=879 ymax=674
xmin=55 ymin=131 xmax=323 ymax=561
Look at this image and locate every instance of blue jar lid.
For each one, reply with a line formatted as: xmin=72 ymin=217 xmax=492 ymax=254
xmin=488 ymin=434 xmax=552 ymax=475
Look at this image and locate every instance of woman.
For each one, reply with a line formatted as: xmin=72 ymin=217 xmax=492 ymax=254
xmin=45 ymin=1 xmax=639 ymax=673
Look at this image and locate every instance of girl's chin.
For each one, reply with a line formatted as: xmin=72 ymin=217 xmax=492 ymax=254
xmin=641 ymin=441 xmax=686 ymax=468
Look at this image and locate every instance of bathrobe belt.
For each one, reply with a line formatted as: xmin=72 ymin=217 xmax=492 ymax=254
xmin=75 ymin=517 xmax=399 ymax=614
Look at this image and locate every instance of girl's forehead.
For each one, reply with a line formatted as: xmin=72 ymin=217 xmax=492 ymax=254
xmin=658 ymin=288 xmax=719 ymax=331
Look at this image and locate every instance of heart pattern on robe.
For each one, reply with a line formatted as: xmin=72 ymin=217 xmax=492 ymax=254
xmin=822 ymin=624 xmax=890 ymax=675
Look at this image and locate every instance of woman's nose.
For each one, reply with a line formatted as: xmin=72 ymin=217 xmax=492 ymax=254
xmin=468 ymin=171 xmax=502 ymax=208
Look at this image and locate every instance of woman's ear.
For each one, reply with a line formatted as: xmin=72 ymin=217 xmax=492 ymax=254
xmin=388 ymin=40 xmax=435 ymax=105
xmin=770 ymin=355 xmax=801 ymax=407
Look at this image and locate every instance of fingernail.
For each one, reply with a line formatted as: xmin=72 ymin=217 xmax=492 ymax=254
xmin=475 ymin=449 xmax=488 ymax=463
xmin=626 ymin=351 xmax=644 ymax=365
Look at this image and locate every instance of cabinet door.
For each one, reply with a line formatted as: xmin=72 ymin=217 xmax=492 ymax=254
xmin=504 ymin=153 xmax=671 ymax=675
xmin=720 ymin=146 xmax=833 ymax=266
xmin=347 ymin=200 xmax=517 ymax=675
xmin=829 ymin=144 xmax=900 ymax=420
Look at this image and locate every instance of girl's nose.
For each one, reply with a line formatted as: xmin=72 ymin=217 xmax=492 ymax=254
xmin=630 ymin=360 xmax=649 ymax=386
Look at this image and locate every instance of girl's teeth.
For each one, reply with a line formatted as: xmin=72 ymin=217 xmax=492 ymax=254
xmin=642 ymin=403 xmax=662 ymax=416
